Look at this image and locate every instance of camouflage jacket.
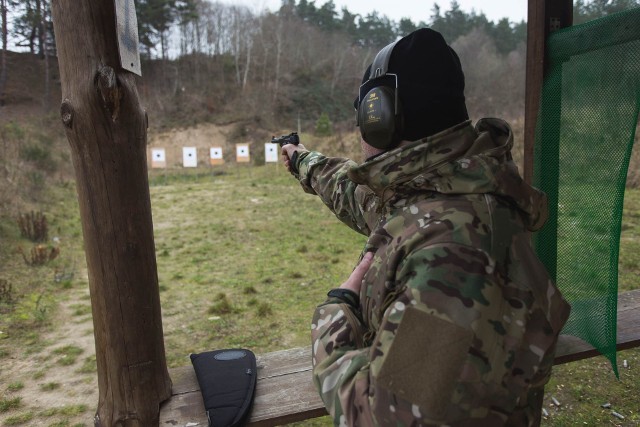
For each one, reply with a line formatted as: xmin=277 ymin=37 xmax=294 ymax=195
xmin=294 ymin=119 xmax=571 ymax=426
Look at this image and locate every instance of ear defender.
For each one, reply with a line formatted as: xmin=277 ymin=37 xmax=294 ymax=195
xmin=357 ymin=86 xmax=403 ymax=149
xmin=356 ymin=40 xmax=404 ymax=150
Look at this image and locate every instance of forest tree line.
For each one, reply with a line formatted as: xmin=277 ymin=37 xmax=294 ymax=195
xmin=1 ymin=0 xmax=639 ymax=128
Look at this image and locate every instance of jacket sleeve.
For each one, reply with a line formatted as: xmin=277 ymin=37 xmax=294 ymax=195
xmin=311 ymin=297 xmax=375 ymax=426
xmin=294 ymin=151 xmax=373 ymax=236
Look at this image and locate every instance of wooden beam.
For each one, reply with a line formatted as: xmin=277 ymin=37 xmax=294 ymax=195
xmin=50 ymin=1 xmax=171 ymax=425
xmin=524 ymin=0 xmax=573 ymax=185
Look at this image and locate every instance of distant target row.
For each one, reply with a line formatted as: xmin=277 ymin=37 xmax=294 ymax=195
xmin=150 ymin=143 xmax=281 ymax=168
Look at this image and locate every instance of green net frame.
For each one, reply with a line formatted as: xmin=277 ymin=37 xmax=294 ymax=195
xmin=533 ymin=7 xmax=640 ymax=376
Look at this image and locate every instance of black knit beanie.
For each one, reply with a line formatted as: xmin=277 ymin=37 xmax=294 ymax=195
xmin=357 ymin=28 xmax=469 ymax=141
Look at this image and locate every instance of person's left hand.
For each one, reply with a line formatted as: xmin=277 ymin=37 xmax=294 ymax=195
xmin=340 ymin=252 xmax=374 ymax=294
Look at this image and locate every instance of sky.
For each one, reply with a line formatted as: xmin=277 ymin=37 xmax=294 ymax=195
xmin=236 ymin=0 xmax=528 ymax=24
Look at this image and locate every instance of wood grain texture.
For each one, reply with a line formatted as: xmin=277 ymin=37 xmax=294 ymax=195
xmin=161 ymin=290 xmax=640 ymax=426
xmin=524 ymin=0 xmax=573 ymax=185
xmin=50 ymin=1 xmax=171 ymax=425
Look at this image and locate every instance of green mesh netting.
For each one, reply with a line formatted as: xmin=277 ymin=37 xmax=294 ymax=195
xmin=533 ymin=7 xmax=640 ymax=376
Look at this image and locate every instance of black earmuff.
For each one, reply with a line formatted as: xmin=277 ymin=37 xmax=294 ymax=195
xmin=356 ymin=40 xmax=404 ymax=150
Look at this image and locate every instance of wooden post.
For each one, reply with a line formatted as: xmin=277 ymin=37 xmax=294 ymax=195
xmin=524 ymin=0 xmax=573 ymax=281
xmin=50 ymin=1 xmax=171 ymax=425
xmin=524 ymin=0 xmax=573 ymax=184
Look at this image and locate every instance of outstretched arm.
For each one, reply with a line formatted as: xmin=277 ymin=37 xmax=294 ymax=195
xmin=281 ymin=143 xmax=375 ymax=236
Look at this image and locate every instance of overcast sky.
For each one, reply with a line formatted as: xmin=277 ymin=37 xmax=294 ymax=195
xmin=236 ymin=0 xmax=528 ymax=24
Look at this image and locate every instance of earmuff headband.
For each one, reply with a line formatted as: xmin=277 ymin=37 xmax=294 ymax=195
xmin=357 ymin=40 xmax=400 ymax=109
xmin=369 ymin=40 xmax=398 ymax=79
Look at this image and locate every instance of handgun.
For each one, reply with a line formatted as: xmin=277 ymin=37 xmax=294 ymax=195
xmin=271 ymin=132 xmax=300 ymax=147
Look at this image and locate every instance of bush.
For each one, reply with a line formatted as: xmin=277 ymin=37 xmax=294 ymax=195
xmin=20 ymin=141 xmax=57 ymax=173
xmin=19 ymin=244 xmax=60 ymax=266
xmin=0 ymin=278 xmax=13 ymax=305
xmin=315 ymin=112 xmax=332 ymax=137
xmin=16 ymin=211 xmax=48 ymax=242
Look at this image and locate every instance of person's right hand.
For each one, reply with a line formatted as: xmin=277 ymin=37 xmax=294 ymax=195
xmin=339 ymin=251 xmax=374 ymax=294
xmin=281 ymin=143 xmax=307 ymax=174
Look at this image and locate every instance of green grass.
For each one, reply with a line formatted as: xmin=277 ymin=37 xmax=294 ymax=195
xmin=1 ymin=164 xmax=639 ymax=426
xmin=5 ymin=383 xmax=23 ymax=393
xmin=40 ymin=405 xmax=87 ymax=417
xmin=40 ymin=382 xmax=61 ymax=392
xmin=52 ymin=345 xmax=83 ymax=366
xmin=542 ymin=188 xmax=640 ymax=426
xmin=3 ymin=411 xmax=33 ymax=425
xmin=76 ymin=355 xmax=97 ymax=374
xmin=149 ymin=166 xmax=367 ymax=365
xmin=0 ymin=398 xmax=21 ymax=413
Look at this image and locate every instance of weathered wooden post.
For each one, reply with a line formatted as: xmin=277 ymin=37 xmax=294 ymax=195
xmin=50 ymin=1 xmax=171 ymax=425
xmin=524 ymin=0 xmax=573 ymax=184
xmin=524 ymin=0 xmax=573 ymax=280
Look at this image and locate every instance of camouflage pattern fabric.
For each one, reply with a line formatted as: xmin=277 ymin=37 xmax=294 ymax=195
xmin=294 ymin=118 xmax=571 ymax=426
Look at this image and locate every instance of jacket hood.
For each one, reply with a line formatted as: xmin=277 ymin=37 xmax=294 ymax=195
xmin=347 ymin=118 xmax=548 ymax=231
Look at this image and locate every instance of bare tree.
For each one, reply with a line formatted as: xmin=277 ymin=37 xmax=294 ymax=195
xmin=452 ymin=28 xmax=503 ymax=118
xmin=273 ymin=14 xmax=283 ymax=98
xmin=229 ymin=5 xmax=254 ymax=90
xmin=1 ymin=0 xmax=8 ymax=106
xmin=41 ymin=0 xmax=50 ymax=109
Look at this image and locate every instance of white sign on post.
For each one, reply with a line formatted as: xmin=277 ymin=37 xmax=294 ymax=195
xmin=265 ymin=143 xmax=279 ymax=163
xmin=151 ymin=148 xmax=166 ymax=168
xmin=183 ymin=147 xmax=197 ymax=168
xmin=114 ymin=0 xmax=142 ymax=76
xmin=236 ymin=144 xmax=250 ymax=163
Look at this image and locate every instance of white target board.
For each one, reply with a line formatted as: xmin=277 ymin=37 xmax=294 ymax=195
xmin=265 ymin=143 xmax=279 ymax=163
xmin=236 ymin=144 xmax=250 ymax=163
xmin=183 ymin=147 xmax=197 ymax=168
xmin=210 ymin=147 xmax=224 ymax=165
xmin=151 ymin=148 xmax=166 ymax=168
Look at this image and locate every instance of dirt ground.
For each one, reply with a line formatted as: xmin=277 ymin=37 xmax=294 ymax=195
xmin=0 ymin=124 xmax=237 ymax=427
xmin=0 ymin=270 xmax=98 ymax=426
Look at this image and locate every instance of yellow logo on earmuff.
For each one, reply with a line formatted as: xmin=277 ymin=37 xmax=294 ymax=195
xmin=369 ymin=93 xmax=376 ymax=99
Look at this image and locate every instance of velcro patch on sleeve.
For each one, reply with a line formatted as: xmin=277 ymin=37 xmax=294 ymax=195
xmin=377 ymin=306 xmax=473 ymax=421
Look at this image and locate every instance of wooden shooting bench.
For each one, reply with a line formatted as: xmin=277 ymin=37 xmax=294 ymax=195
xmin=49 ymin=0 xmax=639 ymax=426
xmin=159 ymin=290 xmax=640 ymax=426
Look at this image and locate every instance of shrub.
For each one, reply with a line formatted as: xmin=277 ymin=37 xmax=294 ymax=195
xmin=16 ymin=211 xmax=48 ymax=242
xmin=19 ymin=244 xmax=59 ymax=266
xmin=315 ymin=112 xmax=332 ymax=136
xmin=19 ymin=136 xmax=57 ymax=173
xmin=0 ymin=278 xmax=13 ymax=304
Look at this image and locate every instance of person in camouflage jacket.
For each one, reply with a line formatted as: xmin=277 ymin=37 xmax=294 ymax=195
xmin=281 ymin=28 xmax=570 ymax=426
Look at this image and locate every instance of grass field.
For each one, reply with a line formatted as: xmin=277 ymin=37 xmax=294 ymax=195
xmin=0 ymin=164 xmax=638 ymax=426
